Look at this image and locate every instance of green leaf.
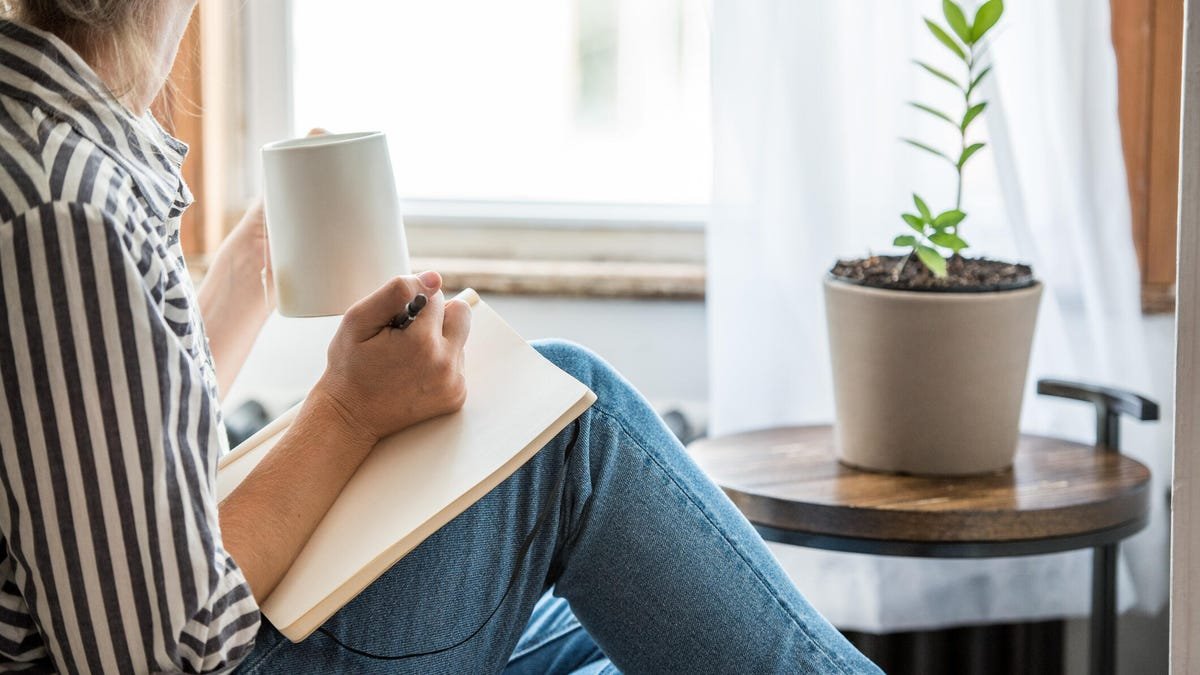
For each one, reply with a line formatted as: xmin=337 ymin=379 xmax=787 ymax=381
xmin=942 ymin=0 xmax=973 ymax=44
xmin=932 ymin=209 xmax=967 ymax=229
xmin=930 ymin=232 xmax=970 ymax=252
xmin=925 ymin=18 xmax=966 ymax=61
xmin=902 ymin=213 xmax=926 ymax=232
xmin=902 ymin=138 xmax=954 ymax=164
xmin=957 ymin=141 xmax=987 ymax=168
xmin=968 ymin=65 xmax=993 ymax=94
xmin=910 ymin=101 xmax=957 ymax=127
xmin=972 ymin=0 xmax=1004 ymax=43
xmin=916 ymin=245 xmax=948 ymax=277
xmin=914 ymin=60 xmax=963 ymax=90
xmin=913 ymin=194 xmax=933 ymax=221
xmin=893 ymin=235 xmax=919 ymax=248
xmin=961 ymin=102 xmax=987 ymax=131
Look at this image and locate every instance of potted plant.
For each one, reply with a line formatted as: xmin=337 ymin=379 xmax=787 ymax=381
xmin=825 ymin=0 xmax=1041 ymax=476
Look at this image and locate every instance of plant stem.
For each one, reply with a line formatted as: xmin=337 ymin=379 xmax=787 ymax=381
xmin=894 ymin=251 xmax=912 ymax=281
xmin=956 ymin=51 xmax=973 ymax=212
xmin=955 ymin=164 xmax=963 ymax=212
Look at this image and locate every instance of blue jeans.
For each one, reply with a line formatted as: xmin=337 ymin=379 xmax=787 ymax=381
xmin=235 ymin=340 xmax=879 ymax=674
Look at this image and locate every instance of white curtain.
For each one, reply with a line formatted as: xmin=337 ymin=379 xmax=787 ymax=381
xmin=708 ymin=0 xmax=1170 ymax=632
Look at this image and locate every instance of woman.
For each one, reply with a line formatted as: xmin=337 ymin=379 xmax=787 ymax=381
xmin=0 ymin=1 xmax=879 ymax=673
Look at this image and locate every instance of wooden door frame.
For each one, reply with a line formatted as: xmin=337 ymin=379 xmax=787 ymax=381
xmin=1170 ymin=0 xmax=1200 ymax=672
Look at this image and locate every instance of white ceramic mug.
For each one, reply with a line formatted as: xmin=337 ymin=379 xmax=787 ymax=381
xmin=262 ymin=131 xmax=411 ymax=317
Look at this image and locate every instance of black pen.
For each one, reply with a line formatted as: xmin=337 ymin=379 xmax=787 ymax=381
xmin=389 ymin=293 xmax=428 ymax=330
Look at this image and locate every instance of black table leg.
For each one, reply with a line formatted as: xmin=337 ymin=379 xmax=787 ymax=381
xmin=1091 ymin=543 xmax=1118 ymax=675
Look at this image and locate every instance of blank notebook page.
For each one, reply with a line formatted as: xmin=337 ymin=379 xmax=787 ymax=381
xmin=216 ymin=290 xmax=595 ymax=641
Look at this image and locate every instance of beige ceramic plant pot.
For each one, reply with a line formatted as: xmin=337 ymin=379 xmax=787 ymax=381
xmin=824 ymin=277 xmax=1042 ymax=476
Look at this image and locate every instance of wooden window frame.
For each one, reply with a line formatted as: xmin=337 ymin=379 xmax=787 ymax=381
xmin=1112 ymin=0 xmax=1185 ymax=313
xmin=154 ymin=1 xmax=242 ymax=262
xmin=152 ymin=7 xmax=207 ymax=255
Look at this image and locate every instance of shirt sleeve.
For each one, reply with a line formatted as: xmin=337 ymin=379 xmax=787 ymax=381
xmin=0 ymin=202 xmax=260 ymax=673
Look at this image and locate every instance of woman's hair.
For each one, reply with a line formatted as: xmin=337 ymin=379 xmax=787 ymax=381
xmin=2 ymin=0 xmax=162 ymax=96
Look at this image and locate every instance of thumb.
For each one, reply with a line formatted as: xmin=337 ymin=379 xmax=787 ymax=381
xmin=341 ymin=272 xmax=442 ymax=339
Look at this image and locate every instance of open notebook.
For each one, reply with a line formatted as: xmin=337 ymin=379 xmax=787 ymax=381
xmin=216 ymin=289 xmax=596 ymax=642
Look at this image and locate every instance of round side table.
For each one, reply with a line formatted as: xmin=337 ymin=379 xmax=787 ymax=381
xmin=689 ymin=380 xmax=1158 ymax=675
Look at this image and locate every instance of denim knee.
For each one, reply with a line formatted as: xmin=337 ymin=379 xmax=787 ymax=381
xmin=531 ymin=339 xmax=611 ymax=394
xmin=531 ymin=339 xmax=661 ymax=440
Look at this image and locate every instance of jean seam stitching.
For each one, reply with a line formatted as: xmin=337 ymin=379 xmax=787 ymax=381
xmin=588 ymin=401 xmax=857 ymax=673
xmin=237 ymin=629 xmax=291 ymax=675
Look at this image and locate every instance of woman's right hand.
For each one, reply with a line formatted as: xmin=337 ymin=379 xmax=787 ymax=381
xmin=309 ymin=270 xmax=472 ymax=445
xmin=222 ymin=270 xmax=469 ymax=600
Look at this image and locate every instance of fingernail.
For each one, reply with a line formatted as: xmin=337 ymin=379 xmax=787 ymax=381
xmin=418 ymin=270 xmax=441 ymax=288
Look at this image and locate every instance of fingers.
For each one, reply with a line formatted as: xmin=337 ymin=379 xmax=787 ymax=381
xmin=342 ymin=272 xmax=443 ymax=340
xmin=442 ymin=298 xmax=472 ymax=352
xmin=307 ymin=128 xmax=329 ymax=136
xmin=411 ymin=286 xmax=446 ymax=341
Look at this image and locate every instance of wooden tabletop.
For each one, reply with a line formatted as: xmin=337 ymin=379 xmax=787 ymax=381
xmin=690 ymin=426 xmax=1151 ymax=546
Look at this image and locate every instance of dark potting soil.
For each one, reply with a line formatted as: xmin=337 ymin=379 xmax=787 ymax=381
xmin=829 ymin=255 xmax=1035 ymax=292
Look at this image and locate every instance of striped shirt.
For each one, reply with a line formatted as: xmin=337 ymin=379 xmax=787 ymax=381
xmin=0 ymin=21 xmax=259 ymax=673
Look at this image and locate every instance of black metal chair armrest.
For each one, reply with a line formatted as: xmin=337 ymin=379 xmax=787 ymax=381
xmin=1036 ymin=379 xmax=1160 ymax=452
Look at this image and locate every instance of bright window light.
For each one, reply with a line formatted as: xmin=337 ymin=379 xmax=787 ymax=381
xmin=290 ymin=0 xmax=711 ymax=207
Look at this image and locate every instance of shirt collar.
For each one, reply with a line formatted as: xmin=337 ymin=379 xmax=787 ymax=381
xmin=0 ymin=20 xmax=190 ymax=221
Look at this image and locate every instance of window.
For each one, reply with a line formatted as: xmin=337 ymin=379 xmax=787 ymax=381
xmin=289 ymin=0 xmax=710 ymax=209
xmin=223 ymin=0 xmax=712 ymax=278
xmin=152 ymin=0 xmax=713 ymax=295
xmin=163 ymin=0 xmax=714 ymax=292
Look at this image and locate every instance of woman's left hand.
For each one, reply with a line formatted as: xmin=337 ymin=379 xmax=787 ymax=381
xmin=229 ymin=128 xmax=327 ymax=310
xmin=198 ymin=198 xmax=276 ymax=395
xmin=225 ymin=198 xmax=274 ymax=311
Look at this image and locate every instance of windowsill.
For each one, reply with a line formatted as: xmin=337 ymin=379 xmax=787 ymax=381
xmin=413 ymin=256 xmax=706 ymax=300
xmin=187 ymin=255 xmax=706 ymax=301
